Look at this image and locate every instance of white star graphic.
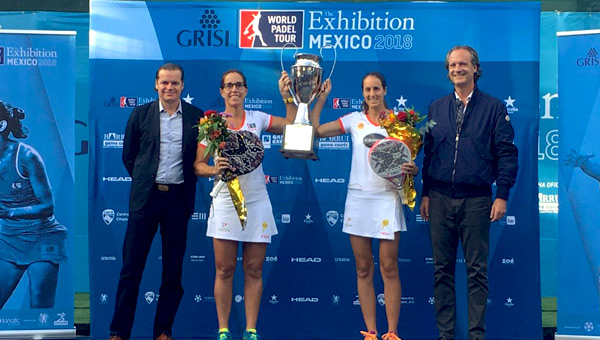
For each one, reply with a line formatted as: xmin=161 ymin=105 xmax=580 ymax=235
xmin=396 ymin=95 xmax=408 ymax=108
xmin=504 ymin=96 xmax=516 ymax=108
xmin=183 ymin=94 xmax=194 ymax=104
xmin=271 ymin=295 xmax=277 ymax=300
xmin=305 ymin=214 xmax=312 ymax=219
xmin=506 ymin=297 xmax=513 ymax=304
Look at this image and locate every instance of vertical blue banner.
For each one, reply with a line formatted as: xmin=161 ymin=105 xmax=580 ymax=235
xmin=557 ymin=29 xmax=600 ymax=339
xmin=89 ymin=2 xmax=541 ymax=339
xmin=0 ymin=30 xmax=76 ymax=339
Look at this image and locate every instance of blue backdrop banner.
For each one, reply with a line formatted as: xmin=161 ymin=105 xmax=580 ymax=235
xmin=557 ymin=29 xmax=600 ymax=338
xmin=89 ymin=2 xmax=541 ymax=339
xmin=0 ymin=30 xmax=76 ymax=339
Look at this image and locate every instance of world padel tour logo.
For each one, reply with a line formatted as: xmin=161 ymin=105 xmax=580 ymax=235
xmin=177 ymin=9 xmax=231 ymax=47
xmin=239 ymin=10 xmax=304 ymax=49
xmin=576 ymin=47 xmax=600 ymax=67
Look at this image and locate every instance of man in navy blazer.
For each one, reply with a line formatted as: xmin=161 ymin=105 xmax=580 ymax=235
xmin=108 ymin=63 xmax=203 ymax=340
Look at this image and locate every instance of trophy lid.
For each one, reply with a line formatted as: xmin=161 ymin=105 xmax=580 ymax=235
xmin=295 ymin=53 xmax=322 ymax=64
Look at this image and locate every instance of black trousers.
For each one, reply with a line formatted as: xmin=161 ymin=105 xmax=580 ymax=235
xmin=429 ymin=190 xmax=492 ymax=340
xmin=110 ymin=184 xmax=190 ymax=340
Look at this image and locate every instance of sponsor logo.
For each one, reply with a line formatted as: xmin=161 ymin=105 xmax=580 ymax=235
xmin=401 ymin=297 xmax=415 ymax=304
xmin=291 ymin=257 xmax=321 ymax=263
xmin=335 ymin=257 xmax=350 ymax=262
xmin=145 ymin=292 xmax=156 ymax=304
xmin=235 ymin=295 xmax=244 ymax=303
xmin=326 ymin=210 xmax=339 ymax=226
xmin=505 ymin=297 xmax=514 ymax=307
xmin=245 ymin=97 xmax=273 ymax=110
xmin=190 ymin=255 xmax=206 ymax=262
xmin=102 ymin=176 xmax=131 ymax=182
xmin=39 ymin=313 xmax=49 ymax=324
xmin=103 ymin=132 xmax=125 ymax=148
xmin=353 ymin=295 xmax=360 ymax=306
xmin=273 ymin=175 xmax=303 ymax=185
xmin=576 ymin=48 xmax=600 ymax=67
xmin=261 ymin=135 xmax=283 ymax=149
xmin=281 ymin=214 xmax=291 ymax=223
xmin=100 ymin=294 xmax=108 ymax=303
xmin=0 ymin=46 xmax=59 ymax=67
xmin=584 ymin=321 xmax=594 ymax=332
xmin=304 ymin=213 xmax=314 ymax=224
xmin=194 ymin=294 xmax=202 ymax=302
xmin=269 ymin=294 xmax=279 ymax=304
xmin=240 ymin=10 xmax=304 ymax=48
xmin=102 ymin=209 xmax=115 ymax=225
xmin=333 ymin=98 xmax=350 ymax=109
xmin=425 ymin=257 xmax=433 ymax=264
xmin=0 ymin=317 xmax=21 ymax=325
xmin=314 ymin=177 xmax=345 ymax=184
xmin=502 ymin=258 xmax=515 ymax=264
xmin=398 ymin=258 xmax=411 ymax=263
xmin=504 ymin=96 xmax=519 ymax=114
xmin=262 ymin=135 xmax=272 ymax=148
xmin=363 ymin=133 xmax=385 ymax=148
xmin=191 ymin=212 xmax=208 ymax=221
xmin=428 ymin=297 xmax=435 ymax=305
xmin=291 ymin=297 xmax=319 ymax=303
xmin=318 ymin=135 xmax=350 ymax=150
xmin=177 ymin=9 xmax=231 ymax=47
xmin=377 ymin=293 xmax=385 ymax=306
xmin=104 ymin=97 xmax=120 ymax=107
xmin=100 ymin=256 xmax=116 ymax=261
xmin=332 ymin=295 xmax=340 ymax=305
xmin=54 ymin=313 xmax=68 ymax=326
xmin=120 ymin=97 xmax=138 ymax=108
xmin=265 ymin=256 xmax=278 ymax=262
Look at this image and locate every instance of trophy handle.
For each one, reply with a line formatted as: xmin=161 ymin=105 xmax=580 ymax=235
xmin=280 ymin=42 xmax=299 ymax=100
xmin=319 ymin=44 xmax=337 ymax=81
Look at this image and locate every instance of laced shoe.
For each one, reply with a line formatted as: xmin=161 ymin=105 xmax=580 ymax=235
xmin=382 ymin=332 xmax=403 ymax=340
xmin=360 ymin=330 xmax=379 ymax=340
xmin=242 ymin=329 xmax=261 ymax=340
xmin=217 ymin=330 xmax=232 ymax=340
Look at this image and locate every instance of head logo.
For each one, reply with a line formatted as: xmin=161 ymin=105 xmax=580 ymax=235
xmin=239 ymin=10 xmax=304 ymax=49
xmin=177 ymin=10 xmax=231 ymax=47
xmin=326 ymin=210 xmax=339 ymax=226
xmin=102 ymin=209 xmax=115 ymax=225
xmin=145 ymin=291 xmax=155 ymax=304
xmin=576 ymin=47 xmax=600 ymax=67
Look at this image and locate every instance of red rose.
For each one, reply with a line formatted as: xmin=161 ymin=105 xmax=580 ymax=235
xmin=397 ymin=111 xmax=407 ymax=121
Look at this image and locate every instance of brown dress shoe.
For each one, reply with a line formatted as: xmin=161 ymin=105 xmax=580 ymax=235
xmin=155 ymin=334 xmax=173 ymax=340
xmin=108 ymin=336 xmax=123 ymax=340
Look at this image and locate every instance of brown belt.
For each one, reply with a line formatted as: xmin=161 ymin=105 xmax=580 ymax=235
xmin=155 ymin=183 xmax=183 ymax=192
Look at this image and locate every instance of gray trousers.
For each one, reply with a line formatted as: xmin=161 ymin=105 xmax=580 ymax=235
xmin=429 ymin=190 xmax=492 ymax=340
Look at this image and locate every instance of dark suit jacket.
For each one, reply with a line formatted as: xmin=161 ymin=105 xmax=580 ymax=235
xmin=122 ymin=100 xmax=203 ymax=213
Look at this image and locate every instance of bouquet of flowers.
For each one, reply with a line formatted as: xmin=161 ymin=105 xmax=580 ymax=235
xmin=196 ymin=110 xmax=231 ymax=157
xmin=378 ymin=106 xmax=435 ymax=209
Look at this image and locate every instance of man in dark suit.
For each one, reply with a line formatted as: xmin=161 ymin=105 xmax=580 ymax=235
xmin=108 ymin=63 xmax=203 ymax=340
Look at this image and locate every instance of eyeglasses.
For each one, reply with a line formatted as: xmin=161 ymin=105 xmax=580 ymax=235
xmin=222 ymin=82 xmax=246 ymax=90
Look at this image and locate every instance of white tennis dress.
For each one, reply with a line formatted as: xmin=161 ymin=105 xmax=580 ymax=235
xmin=338 ymin=111 xmax=407 ymax=240
xmin=203 ymin=110 xmax=278 ymax=243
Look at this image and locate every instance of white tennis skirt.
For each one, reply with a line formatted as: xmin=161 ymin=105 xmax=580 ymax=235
xmin=207 ymin=196 xmax=278 ymax=243
xmin=342 ymin=189 xmax=406 ymax=240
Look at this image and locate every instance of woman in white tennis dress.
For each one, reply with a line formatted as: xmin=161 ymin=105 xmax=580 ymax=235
xmin=194 ymin=69 xmax=295 ymax=340
xmin=311 ymin=72 xmax=418 ymax=340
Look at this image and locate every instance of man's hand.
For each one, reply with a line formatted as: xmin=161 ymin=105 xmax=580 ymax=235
xmin=490 ymin=198 xmax=507 ymax=222
xmin=420 ymin=196 xmax=430 ymax=221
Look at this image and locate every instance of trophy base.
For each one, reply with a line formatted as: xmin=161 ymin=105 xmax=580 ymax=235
xmin=279 ymin=123 xmax=319 ymax=160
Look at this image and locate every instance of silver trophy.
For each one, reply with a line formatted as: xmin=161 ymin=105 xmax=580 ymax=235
xmin=280 ymin=44 xmax=336 ymax=160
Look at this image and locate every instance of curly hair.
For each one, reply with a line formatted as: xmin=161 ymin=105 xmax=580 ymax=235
xmin=0 ymin=101 xmax=28 ymax=139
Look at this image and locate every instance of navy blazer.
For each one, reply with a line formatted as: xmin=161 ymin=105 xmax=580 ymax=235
xmin=122 ymin=100 xmax=203 ymax=213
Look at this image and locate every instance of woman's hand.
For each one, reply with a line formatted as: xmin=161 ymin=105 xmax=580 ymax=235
xmin=401 ymin=161 xmax=419 ymax=176
xmin=279 ymin=71 xmax=292 ymax=99
xmin=213 ymin=156 xmax=231 ymax=176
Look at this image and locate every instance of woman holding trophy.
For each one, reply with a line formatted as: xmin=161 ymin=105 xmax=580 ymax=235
xmin=311 ymin=72 xmax=418 ymax=340
xmin=194 ymin=69 xmax=296 ymax=340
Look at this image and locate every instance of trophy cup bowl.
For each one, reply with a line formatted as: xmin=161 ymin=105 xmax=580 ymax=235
xmin=280 ymin=53 xmax=324 ymax=160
